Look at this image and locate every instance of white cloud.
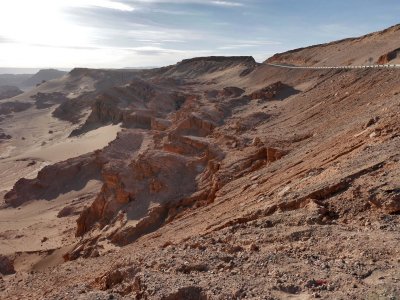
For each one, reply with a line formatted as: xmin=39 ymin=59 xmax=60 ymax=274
xmin=0 ymin=1 xmax=93 ymax=48
xmin=72 ymin=0 xmax=135 ymax=11
xmin=0 ymin=0 xmax=270 ymax=68
xmin=130 ymin=0 xmax=245 ymax=7
xmin=218 ymin=40 xmax=281 ymax=50
xmin=211 ymin=1 xmax=243 ymax=7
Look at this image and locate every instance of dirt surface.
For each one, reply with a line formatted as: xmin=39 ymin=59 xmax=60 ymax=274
xmin=1 ymin=25 xmax=400 ymax=299
xmin=267 ymin=24 xmax=400 ymax=67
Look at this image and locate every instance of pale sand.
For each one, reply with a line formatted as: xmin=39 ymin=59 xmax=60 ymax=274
xmin=16 ymin=123 xmax=121 ymax=163
xmin=0 ymin=179 xmax=101 ymax=265
xmin=0 ymin=104 xmax=119 ymax=268
xmin=0 ymin=106 xmax=120 ymax=192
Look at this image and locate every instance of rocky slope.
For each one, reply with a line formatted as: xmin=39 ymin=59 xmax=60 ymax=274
xmin=1 ymin=26 xmax=400 ymax=299
xmin=0 ymin=69 xmax=67 ymax=91
xmin=267 ymin=24 xmax=400 ymax=66
xmin=20 ymin=69 xmax=67 ymax=89
xmin=0 ymin=74 xmax=31 ymax=90
xmin=0 ymin=86 xmax=23 ymax=100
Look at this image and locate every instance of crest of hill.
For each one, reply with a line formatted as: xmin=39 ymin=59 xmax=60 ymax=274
xmin=266 ymin=24 xmax=400 ymax=66
xmin=21 ymin=69 xmax=67 ymax=88
xmin=149 ymin=56 xmax=257 ymax=79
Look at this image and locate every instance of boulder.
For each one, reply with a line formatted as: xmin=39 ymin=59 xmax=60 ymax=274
xmin=0 ymin=255 xmax=15 ymax=275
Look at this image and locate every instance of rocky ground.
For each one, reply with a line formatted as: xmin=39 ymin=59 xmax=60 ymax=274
xmin=1 ymin=25 xmax=400 ymax=299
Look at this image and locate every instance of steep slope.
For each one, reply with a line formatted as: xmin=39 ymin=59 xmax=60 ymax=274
xmin=1 ymin=26 xmax=400 ymax=299
xmin=267 ymin=24 xmax=400 ymax=66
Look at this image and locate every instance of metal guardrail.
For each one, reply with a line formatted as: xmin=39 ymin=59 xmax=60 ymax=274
xmin=265 ymin=63 xmax=400 ymax=70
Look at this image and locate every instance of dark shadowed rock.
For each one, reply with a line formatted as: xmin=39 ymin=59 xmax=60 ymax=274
xmin=0 ymin=255 xmax=15 ymax=275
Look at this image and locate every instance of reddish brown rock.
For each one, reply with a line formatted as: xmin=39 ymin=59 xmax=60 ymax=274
xmin=377 ymin=48 xmax=400 ymax=64
xmin=250 ymin=81 xmax=283 ymax=100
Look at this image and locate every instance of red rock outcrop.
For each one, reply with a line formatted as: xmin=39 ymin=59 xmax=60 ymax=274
xmin=377 ymin=48 xmax=400 ymax=64
xmin=70 ymin=81 xmax=188 ymax=136
xmin=75 ymin=150 xmax=205 ymax=236
xmin=250 ymin=81 xmax=284 ymax=100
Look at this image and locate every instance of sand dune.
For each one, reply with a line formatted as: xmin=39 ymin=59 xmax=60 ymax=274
xmin=16 ymin=123 xmax=121 ymax=163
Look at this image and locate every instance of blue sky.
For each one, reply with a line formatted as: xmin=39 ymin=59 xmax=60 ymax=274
xmin=0 ymin=0 xmax=399 ymax=68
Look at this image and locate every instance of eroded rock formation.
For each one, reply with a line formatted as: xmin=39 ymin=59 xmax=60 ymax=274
xmin=377 ymin=48 xmax=400 ymax=64
xmin=3 ymin=31 xmax=400 ymax=298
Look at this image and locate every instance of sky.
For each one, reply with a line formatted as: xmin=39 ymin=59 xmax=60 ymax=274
xmin=0 ymin=0 xmax=399 ymax=69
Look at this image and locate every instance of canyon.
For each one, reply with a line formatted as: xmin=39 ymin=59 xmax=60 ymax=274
xmin=0 ymin=25 xmax=400 ymax=299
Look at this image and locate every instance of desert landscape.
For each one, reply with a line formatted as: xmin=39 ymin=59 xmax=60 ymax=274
xmin=0 ymin=17 xmax=400 ymax=300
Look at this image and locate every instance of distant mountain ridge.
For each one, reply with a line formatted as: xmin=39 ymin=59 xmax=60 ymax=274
xmin=21 ymin=69 xmax=67 ymax=88
xmin=0 ymin=68 xmax=67 ymax=91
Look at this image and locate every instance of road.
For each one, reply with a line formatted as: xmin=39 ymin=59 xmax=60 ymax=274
xmin=265 ymin=62 xmax=400 ymax=70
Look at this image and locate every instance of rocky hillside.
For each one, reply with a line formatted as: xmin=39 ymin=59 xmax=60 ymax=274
xmin=0 ymin=86 xmax=23 ymax=100
xmin=1 ymin=26 xmax=400 ymax=299
xmin=0 ymin=74 xmax=31 ymax=90
xmin=267 ymin=24 xmax=400 ymax=66
xmin=0 ymin=69 xmax=67 ymax=91
xmin=21 ymin=69 xmax=67 ymax=88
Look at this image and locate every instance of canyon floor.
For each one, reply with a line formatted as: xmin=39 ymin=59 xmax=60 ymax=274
xmin=1 ymin=25 xmax=400 ymax=299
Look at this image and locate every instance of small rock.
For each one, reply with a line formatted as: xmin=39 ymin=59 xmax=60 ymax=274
xmin=252 ymin=137 xmax=262 ymax=146
xmin=249 ymin=244 xmax=260 ymax=252
xmin=27 ymin=161 xmax=36 ymax=167
xmin=364 ymin=116 xmax=379 ymax=128
xmin=313 ymin=292 xmax=321 ymax=298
